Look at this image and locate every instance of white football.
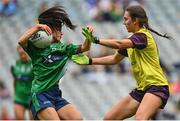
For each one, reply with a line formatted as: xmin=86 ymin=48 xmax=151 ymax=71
xmin=30 ymin=31 xmax=53 ymax=48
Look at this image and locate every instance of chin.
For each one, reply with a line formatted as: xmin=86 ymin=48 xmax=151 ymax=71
xmin=127 ymin=29 xmax=133 ymax=33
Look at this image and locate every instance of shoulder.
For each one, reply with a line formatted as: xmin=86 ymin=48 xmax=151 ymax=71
xmin=129 ymin=33 xmax=147 ymax=49
xmin=11 ymin=60 xmax=19 ymax=66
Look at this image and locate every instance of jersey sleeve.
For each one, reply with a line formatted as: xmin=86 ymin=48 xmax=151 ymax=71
xmin=118 ymin=48 xmax=128 ymax=57
xmin=128 ymin=33 xmax=147 ymax=49
xmin=26 ymin=41 xmax=38 ymax=58
xmin=65 ymin=43 xmax=81 ymax=56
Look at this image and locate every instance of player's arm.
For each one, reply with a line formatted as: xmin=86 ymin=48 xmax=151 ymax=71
xmin=92 ymin=51 xmax=124 ymax=65
xmin=79 ymin=38 xmax=91 ymax=52
xmin=98 ymin=38 xmax=134 ymax=49
xmin=18 ymin=24 xmax=52 ymax=49
xmin=82 ymin=26 xmax=134 ymax=49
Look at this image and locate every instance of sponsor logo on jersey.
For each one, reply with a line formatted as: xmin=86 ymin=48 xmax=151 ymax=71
xmin=42 ymin=52 xmax=64 ymax=64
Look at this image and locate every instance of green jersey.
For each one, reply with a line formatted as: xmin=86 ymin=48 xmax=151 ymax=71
xmin=26 ymin=41 xmax=80 ymax=92
xmin=11 ymin=60 xmax=33 ymax=104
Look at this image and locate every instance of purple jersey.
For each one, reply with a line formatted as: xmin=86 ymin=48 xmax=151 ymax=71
xmin=118 ymin=33 xmax=147 ymax=56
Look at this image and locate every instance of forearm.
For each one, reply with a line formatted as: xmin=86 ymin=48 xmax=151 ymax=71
xmin=18 ymin=25 xmax=40 ymax=48
xmin=92 ymin=55 xmax=118 ymax=65
xmin=99 ymin=38 xmax=122 ymax=49
xmin=80 ymin=39 xmax=91 ymax=52
xmin=98 ymin=38 xmax=134 ymax=49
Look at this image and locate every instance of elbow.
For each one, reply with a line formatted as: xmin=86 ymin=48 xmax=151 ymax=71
xmin=18 ymin=40 xmax=22 ymax=46
xmin=18 ymin=39 xmax=27 ymax=49
xmin=112 ymin=60 xmax=119 ymax=65
xmin=86 ymin=46 xmax=90 ymax=51
xmin=18 ymin=39 xmax=24 ymax=46
xmin=111 ymin=57 xmax=120 ymax=65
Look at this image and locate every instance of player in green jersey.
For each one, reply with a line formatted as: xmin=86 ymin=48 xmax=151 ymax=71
xmin=11 ymin=46 xmax=33 ymax=120
xmin=72 ymin=5 xmax=172 ymax=120
xmin=18 ymin=6 xmax=92 ymax=120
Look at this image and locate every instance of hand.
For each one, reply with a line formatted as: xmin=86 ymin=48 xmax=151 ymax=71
xmin=71 ymin=53 xmax=91 ymax=65
xmin=82 ymin=27 xmax=99 ymax=44
xmin=37 ymin=24 xmax=52 ymax=36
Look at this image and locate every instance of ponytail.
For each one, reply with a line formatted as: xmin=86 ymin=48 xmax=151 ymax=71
xmin=144 ymin=23 xmax=172 ymax=40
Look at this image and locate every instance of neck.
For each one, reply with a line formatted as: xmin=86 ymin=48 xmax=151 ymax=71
xmin=134 ymin=26 xmax=141 ymax=33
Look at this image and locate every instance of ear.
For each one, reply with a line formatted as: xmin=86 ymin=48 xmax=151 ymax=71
xmin=134 ymin=18 xmax=139 ymax=26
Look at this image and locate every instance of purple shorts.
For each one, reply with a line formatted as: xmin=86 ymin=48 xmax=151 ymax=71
xmin=129 ymin=85 xmax=169 ymax=109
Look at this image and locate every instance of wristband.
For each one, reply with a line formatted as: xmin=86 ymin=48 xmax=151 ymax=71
xmin=89 ymin=58 xmax=92 ymax=65
xmin=94 ymin=37 xmax=100 ymax=44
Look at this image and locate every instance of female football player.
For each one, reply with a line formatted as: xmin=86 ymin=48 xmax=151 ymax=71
xmin=11 ymin=46 xmax=33 ymax=120
xmin=72 ymin=5 xmax=171 ymax=120
xmin=18 ymin=6 xmax=92 ymax=120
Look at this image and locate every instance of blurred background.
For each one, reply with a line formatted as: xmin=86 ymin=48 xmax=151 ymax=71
xmin=0 ymin=0 xmax=180 ymax=120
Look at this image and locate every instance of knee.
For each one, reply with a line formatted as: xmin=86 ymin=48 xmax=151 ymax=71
xmin=135 ymin=111 xmax=147 ymax=120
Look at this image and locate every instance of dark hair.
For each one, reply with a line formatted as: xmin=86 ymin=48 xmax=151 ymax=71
xmin=38 ymin=6 xmax=76 ymax=31
xmin=126 ymin=5 xmax=172 ymax=40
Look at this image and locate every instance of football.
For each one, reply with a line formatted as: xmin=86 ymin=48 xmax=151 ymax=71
xmin=30 ymin=31 xmax=53 ymax=48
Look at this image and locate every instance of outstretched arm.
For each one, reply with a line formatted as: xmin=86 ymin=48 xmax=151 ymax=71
xmin=18 ymin=24 xmax=52 ymax=49
xmin=82 ymin=26 xmax=134 ymax=49
xmin=79 ymin=38 xmax=91 ymax=52
xmin=98 ymin=38 xmax=134 ymax=49
xmin=92 ymin=51 xmax=124 ymax=65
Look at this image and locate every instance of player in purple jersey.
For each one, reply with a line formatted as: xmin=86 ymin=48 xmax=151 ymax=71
xmin=72 ymin=5 xmax=172 ymax=120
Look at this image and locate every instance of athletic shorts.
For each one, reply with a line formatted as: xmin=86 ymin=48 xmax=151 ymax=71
xmin=129 ymin=85 xmax=169 ymax=109
xmin=30 ymin=85 xmax=70 ymax=119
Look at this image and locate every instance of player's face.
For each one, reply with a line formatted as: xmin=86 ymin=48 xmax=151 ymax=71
xmin=123 ymin=11 xmax=136 ymax=33
xmin=52 ymin=29 xmax=63 ymax=42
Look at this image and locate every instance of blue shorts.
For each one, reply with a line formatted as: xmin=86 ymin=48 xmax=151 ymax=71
xmin=30 ymin=85 xmax=70 ymax=119
xmin=129 ymin=85 xmax=169 ymax=109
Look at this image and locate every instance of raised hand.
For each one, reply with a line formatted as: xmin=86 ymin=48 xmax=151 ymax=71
xmin=82 ymin=27 xmax=99 ymax=44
